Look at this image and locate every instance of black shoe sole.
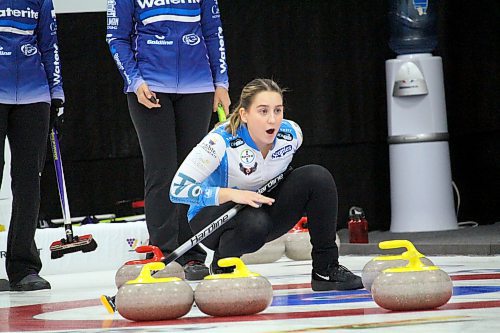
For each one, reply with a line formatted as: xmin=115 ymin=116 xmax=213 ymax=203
xmin=0 ymin=279 xmax=9 ymax=292
xmin=184 ymin=269 xmax=210 ymax=281
xmin=209 ymin=263 xmax=235 ymax=275
xmin=311 ymin=278 xmax=364 ymax=291
xmin=10 ymin=282 xmax=51 ymax=291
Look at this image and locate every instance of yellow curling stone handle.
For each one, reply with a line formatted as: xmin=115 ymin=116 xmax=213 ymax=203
xmin=379 ymin=240 xmax=439 ymax=273
xmin=205 ymin=257 xmax=261 ymax=280
xmin=126 ymin=262 xmax=182 ymax=285
xmin=374 ymin=239 xmax=427 ymax=261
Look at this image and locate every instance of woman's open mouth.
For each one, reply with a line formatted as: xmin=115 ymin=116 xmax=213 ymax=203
xmin=266 ymin=128 xmax=275 ymax=134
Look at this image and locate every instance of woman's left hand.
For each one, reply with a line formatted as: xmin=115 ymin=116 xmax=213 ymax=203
xmin=213 ymin=86 xmax=231 ymax=116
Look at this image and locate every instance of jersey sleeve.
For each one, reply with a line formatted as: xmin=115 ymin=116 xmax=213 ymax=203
xmin=38 ymin=0 xmax=64 ymax=101
xmin=170 ymin=132 xmax=227 ymax=207
xmin=200 ymin=0 xmax=229 ymax=89
xmin=106 ymin=0 xmax=145 ymax=93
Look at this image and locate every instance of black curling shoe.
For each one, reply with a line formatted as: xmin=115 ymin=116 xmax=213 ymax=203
xmin=10 ymin=274 xmax=51 ymax=291
xmin=311 ymin=264 xmax=363 ymax=291
xmin=183 ymin=260 xmax=210 ymax=281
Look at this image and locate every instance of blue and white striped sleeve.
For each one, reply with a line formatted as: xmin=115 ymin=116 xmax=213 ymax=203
xmin=170 ymin=132 xmax=226 ymax=207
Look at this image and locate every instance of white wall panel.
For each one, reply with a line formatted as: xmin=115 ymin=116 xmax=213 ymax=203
xmin=53 ymin=0 xmax=106 ymax=14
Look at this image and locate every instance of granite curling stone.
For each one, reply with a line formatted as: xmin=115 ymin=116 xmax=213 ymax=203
xmin=194 ymin=257 xmax=273 ymax=317
xmin=241 ymin=235 xmax=286 ymax=264
xmin=371 ymin=245 xmax=452 ymax=311
xmin=362 ymin=240 xmax=434 ymax=292
xmin=285 ymin=217 xmax=340 ymax=261
xmin=115 ymin=245 xmax=185 ymax=288
xmin=116 ymin=262 xmax=194 ymax=321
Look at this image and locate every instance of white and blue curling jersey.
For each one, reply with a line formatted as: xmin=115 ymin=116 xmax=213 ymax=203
xmin=170 ymin=119 xmax=303 ymax=220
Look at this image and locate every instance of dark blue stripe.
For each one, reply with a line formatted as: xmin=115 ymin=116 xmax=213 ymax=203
xmin=0 ymin=20 xmax=36 ymax=30
xmin=271 ymin=286 xmax=500 ymax=306
xmin=139 ymin=8 xmax=200 ymax=20
xmin=272 ymin=290 xmax=371 ymax=306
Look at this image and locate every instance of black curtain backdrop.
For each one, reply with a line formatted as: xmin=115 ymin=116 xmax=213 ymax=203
xmin=40 ymin=1 xmax=499 ymax=230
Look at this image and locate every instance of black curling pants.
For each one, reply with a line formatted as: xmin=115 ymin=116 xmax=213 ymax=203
xmin=128 ymin=92 xmax=212 ymax=265
xmin=189 ymin=165 xmax=340 ymax=272
xmin=0 ymin=103 xmax=50 ymax=285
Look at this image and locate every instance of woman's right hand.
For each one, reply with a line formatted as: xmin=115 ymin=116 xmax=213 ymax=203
xmin=135 ymin=83 xmax=161 ymax=109
xmin=219 ymin=188 xmax=275 ymax=208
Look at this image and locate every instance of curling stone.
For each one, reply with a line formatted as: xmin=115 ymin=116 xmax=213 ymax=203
xmin=115 ymin=245 xmax=184 ymax=288
xmin=285 ymin=217 xmax=340 ymax=261
xmin=362 ymin=240 xmax=434 ymax=292
xmin=194 ymin=257 xmax=273 ymax=317
xmin=241 ymin=235 xmax=285 ymax=264
xmin=116 ymin=262 xmax=194 ymax=321
xmin=371 ymin=246 xmax=452 ymax=311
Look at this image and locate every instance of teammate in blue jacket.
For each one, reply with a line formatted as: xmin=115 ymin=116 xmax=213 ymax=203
xmin=170 ymin=79 xmax=363 ymax=291
xmin=106 ymin=0 xmax=231 ymax=280
xmin=0 ymin=0 xmax=64 ymax=291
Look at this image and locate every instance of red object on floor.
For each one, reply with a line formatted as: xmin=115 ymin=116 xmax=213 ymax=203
xmin=289 ymin=217 xmax=309 ymax=233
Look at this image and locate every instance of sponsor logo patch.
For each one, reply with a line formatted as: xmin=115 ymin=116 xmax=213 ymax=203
xmin=272 ymin=145 xmax=292 ymax=159
xmin=229 ymin=138 xmax=244 ymax=148
xmin=147 ymin=35 xmax=173 ymax=45
xmin=276 ymin=131 xmax=293 ymax=141
xmin=137 ymin=0 xmax=201 ymax=10
xmin=107 ymin=0 xmax=119 ymax=29
xmin=182 ymin=33 xmax=201 ymax=46
xmin=0 ymin=7 xmax=39 ymax=19
xmin=240 ymin=149 xmax=255 ymax=164
xmin=239 ymin=162 xmax=258 ymax=176
xmin=211 ymin=4 xmax=220 ymax=16
xmin=217 ymin=27 xmax=227 ymax=74
xmin=0 ymin=46 xmax=12 ymax=56
xmin=126 ymin=238 xmax=148 ymax=252
xmin=21 ymin=44 xmax=37 ymax=56
xmin=52 ymin=44 xmax=62 ymax=85
xmin=201 ymin=142 xmax=217 ymax=158
xmin=50 ymin=21 xmax=58 ymax=34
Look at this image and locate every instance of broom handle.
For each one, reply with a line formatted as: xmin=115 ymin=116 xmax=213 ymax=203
xmin=101 ymin=166 xmax=293 ymax=313
xmin=50 ymin=128 xmax=74 ymax=242
xmin=162 ymin=165 xmax=292 ymax=265
xmin=162 ymin=204 xmax=245 ymax=265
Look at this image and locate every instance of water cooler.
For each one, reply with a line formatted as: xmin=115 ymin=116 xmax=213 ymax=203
xmin=386 ymin=0 xmax=458 ymax=232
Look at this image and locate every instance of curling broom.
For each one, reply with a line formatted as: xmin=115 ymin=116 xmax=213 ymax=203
xmin=49 ymin=128 xmax=97 ymax=259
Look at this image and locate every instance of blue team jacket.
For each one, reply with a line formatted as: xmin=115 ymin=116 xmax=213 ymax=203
xmin=106 ymin=0 xmax=229 ymax=94
xmin=0 ymin=0 xmax=64 ymax=104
